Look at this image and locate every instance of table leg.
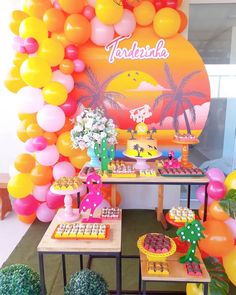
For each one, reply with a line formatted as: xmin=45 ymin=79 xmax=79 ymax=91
xmin=77 ymin=192 xmax=80 ymax=208
xmin=203 ymin=184 xmax=209 ymax=222
xmin=204 ymin=283 xmax=208 ymax=295
xmin=138 ymin=260 xmax=141 ymax=295
xmin=157 ymin=185 xmax=167 ymax=229
xmin=116 ymin=252 xmax=122 ymax=295
xmin=62 ymin=254 xmax=67 ymax=286
xmin=38 ymin=253 xmax=46 ymax=295
xmin=187 ymin=185 xmax=191 ymax=208
xmin=142 ymin=281 xmax=146 ymax=295
xmin=80 ymin=255 xmax=83 ymax=270
xmin=111 ymin=184 xmax=117 ymax=207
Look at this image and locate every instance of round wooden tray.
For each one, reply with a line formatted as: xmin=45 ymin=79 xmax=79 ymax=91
xmin=137 ymin=233 xmax=176 ymax=262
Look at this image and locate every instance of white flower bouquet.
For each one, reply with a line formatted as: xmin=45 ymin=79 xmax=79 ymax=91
xmin=71 ymin=108 xmax=117 ymax=150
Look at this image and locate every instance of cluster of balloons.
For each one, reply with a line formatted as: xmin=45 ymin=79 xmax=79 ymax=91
xmin=196 ymin=168 xmax=236 ymax=287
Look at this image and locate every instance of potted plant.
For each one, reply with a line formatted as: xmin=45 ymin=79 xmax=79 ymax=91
xmin=65 ymin=269 xmax=109 ymax=295
xmin=71 ymin=108 xmax=117 ymax=168
xmin=0 ymin=264 xmax=41 ymax=295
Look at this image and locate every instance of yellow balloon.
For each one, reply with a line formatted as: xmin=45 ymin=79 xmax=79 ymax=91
xmin=224 ymin=170 xmax=236 ymax=191
xmin=13 ymin=52 xmax=28 ymax=67
xmin=9 ymin=10 xmax=28 ymax=35
xmin=19 ymin=16 xmax=48 ymax=43
xmin=42 ymin=82 xmax=67 ymax=105
xmin=8 ymin=173 xmax=34 ymax=199
xmin=133 ymin=1 xmax=156 ymax=26
xmin=57 ymin=131 xmax=78 ymax=157
xmin=4 ymin=66 xmax=26 ymax=93
xmin=96 ymin=0 xmax=123 ymax=25
xmin=23 ymin=0 xmax=52 ymax=19
xmin=69 ymin=152 xmax=90 ymax=169
xmin=38 ymin=38 xmax=65 ymax=67
xmin=223 ymin=246 xmax=236 ymax=286
xmin=186 ymin=283 xmax=203 ymax=295
xmin=20 ymin=56 xmax=52 ymax=88
xmin=153 ymin=8 xmax=181 ymax=38
xmin=51 ymin=32 xmax=70 ymax=47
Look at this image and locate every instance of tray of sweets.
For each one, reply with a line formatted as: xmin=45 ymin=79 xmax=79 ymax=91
xmin=147 ymin=261 xmax=169 ymax=276
xmin=52 ymin=222 xmax=110 ymax=240
xmin=158 ymin=167 xmax=205 ymax=177
xmin=185 ymin=262 xmax=202 ymax=277
xmin=101 ymin=207 xmax=121 ymax=220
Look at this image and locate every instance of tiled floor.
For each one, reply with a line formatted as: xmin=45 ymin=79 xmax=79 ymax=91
xmin=0 ymin=211 xmax=30 ymax=267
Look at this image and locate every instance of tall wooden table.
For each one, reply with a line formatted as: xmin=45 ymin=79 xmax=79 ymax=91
xmin=37 ymin=209 xmax=122 ymax=295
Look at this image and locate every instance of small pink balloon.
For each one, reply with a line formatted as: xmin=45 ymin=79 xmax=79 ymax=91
xmin=32 ymin=136 xmax=48 ymax=151
xmin=97 ymin=199 xmax=111 ymax=209
xmin=24 ymin=38 xmax=38 ymax=54
xmin=53 ymin=161 xmax=76 ymax=180
xmin=36 ymin=202 xmax=56 ymax=222
xmin=25 ymin=138 xmax=35 ymax=153
xmin=206 ymin=168 xmax=225 ymax=183
xmin=207 ymin=181 xmax=227 ymax=201
xmin=46 ymin=190 xmax=64 ymax=209
xmin=83 ymin=5 xmax=95 ymax=20
xmin=225 ymin=218 xmax=236 ymax=238
xmin=33 ymin=184 xmax=50 ymax=202
xmin=90 ymin=17 xmax=114 ymax=46
xmin=196 ymin=185 xmax=214 ymax=205
xmin=65 ymin=44 xmax=78 ymax=60
xmin=60 ymin=96 xmax=77 ymax=116
xmin=52 ymin=70 xmax=74 ymax=93
xmin=14 ymin=194 xmax=39 ymax=216
xmin=13 ymin=36 xmax=26 ymax=53
xmin=73 ymin=59 xmax=85 ymax=73
xmin=35 ymin=144 xmax=60 ymax=166
xmin=114 ymin=9 xmax=136 ymax=36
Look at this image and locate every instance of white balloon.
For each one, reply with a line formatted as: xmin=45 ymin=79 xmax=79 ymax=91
xmin=52 ymin=70 xmax=74 ymax=93
xmin=35 ymin=145 xmax=59 ymax=166
xmin=90 ymin=17 xmax=114 ymax=46
xmin=114 ymin=9 xmax=136 ymax=36
xmin=17 ymin=86 xmax=44 ymax=114
xmin=33 ymin=184 xmax=50 ymax=202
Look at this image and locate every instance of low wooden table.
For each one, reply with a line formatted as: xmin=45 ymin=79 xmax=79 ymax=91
xmin=140 ymin=249 xmax=211 ymax=295
xmin=37 ymin=209 xmax=122 ymax=295
xmin=0 ymin=173 xmax=11 ymax=220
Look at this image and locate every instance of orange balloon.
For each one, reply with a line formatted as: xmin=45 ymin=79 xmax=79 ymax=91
xmin=23 ymin=0 xmax=52 ymax=19
xmin=58 ymin=0 xmax=86 ymax=14
xmin=56 ymin=118 xmax=73 ymax=135
xmin=17 ymin=119 xmax=31 ymax=142
xmin=51 ymin=32 xmax=70 ymax=47
xmin=43 ymin=8 xmax=66 ymax=33
xmin=178 ymin=10 xmax=188 ymax=33
xmin=18 ymin=113 xmax=36 ymax=122
xmin=43 ymin=132 xmax=57 ymax=145
xmin=198 ymin=204 xmax=214 ymax=221
xmin=30 ymin=165 xmax=53 ymax=185
xmin=209 ymin=201 xmax=230 ymax=221
xmin=14 ymin=153 xmax=36 ymax=173
xmin=59 ymin=59 xmax=74 ymax=74
xmin=57 ymin=131 xmax=78 ymax=157
xmin=26 ymin=123 xmax=44 ymax=138
xmin=13 ymin=52 xmax=28 ymax=67
xmin=69 ymin=151 xmax=89 ymax=169
xmin=199 ymin=220 xmax=234 ymax=257
xmin=64 ymin=14 xmax=91 ymax=45
xmin=9 ymin=10 xmax=28 ymax=35
xmin=177 ymin=0 xmax=183 ymax=7
xmin=18 ymin=212 xmax=36 ymax=224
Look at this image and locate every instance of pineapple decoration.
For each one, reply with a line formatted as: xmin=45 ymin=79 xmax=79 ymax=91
xmin=176 ymin=220 xmax=205 ymax=264
xmin=94 ymin=138 xmax=115 ymax=172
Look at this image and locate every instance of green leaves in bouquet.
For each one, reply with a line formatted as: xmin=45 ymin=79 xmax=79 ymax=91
xmin=219 ymin=189 xmax=236 ymax=219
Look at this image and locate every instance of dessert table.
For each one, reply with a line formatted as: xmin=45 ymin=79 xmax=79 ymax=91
xmin=37 ymin=209 xmax=122 ymax=295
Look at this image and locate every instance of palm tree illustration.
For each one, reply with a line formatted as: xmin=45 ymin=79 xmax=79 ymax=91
xmin=133 ymin=144 xmax=144 ymax=157
xmin=75 ymin=67 xmax=125 ymax=120
xmin=153 ymin=64 xmax=206 ymax=134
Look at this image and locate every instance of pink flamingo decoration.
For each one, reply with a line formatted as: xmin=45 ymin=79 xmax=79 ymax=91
xmin=80 ymin=172 xmax=104 ymax=223
xmin=164 ymin=150 xmax=181 ymax=169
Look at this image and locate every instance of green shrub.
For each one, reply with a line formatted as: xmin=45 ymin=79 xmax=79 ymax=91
xmin=0 ymin=264 xmax=41 ymax=295
xmin=65 ymin=269 xmax=109 ymax=295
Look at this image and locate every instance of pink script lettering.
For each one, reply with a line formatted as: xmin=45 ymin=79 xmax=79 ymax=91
xmin=105 ymin=35 xmax=170 ymax=64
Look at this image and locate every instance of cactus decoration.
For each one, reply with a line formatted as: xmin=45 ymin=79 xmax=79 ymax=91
xmin=94 ymin=138 xmax=115 ymax=172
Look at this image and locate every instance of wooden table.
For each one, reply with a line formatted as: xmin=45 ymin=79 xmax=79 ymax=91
xmin=37 ymin=209 xmax=122 ymax=295
xmin=80 ymin=165 xmax=209 ymax=229
xmin=0 ymin=173 xmax=11 ymax=220
xmin=140 ymin=249 xmax=211 ymax=295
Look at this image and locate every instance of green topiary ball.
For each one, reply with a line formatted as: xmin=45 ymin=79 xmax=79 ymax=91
xmin=65 ymin=269 xmax=109 ymax=295
xmin=0 ymin=264 xmax=41 ymax=295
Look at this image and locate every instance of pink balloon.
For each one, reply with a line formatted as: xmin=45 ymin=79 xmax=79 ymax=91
xmin=87 ymin=0 xmax=96 ymax=7
xmin=25 ymin=138 xmax=35 ymax=153
xmin=65 ymin=44 xmax=78 ymax=60
xmin=46 ymin=190 xmax=65 ymax=209
xmin=83 ymin=5 xmax=95 ymax=20
xmin=52 ymin=0 xmax=61 ymax=9
xmin=207 ymin=181 xmax=227 ymax=200
xmin=24 ymin=38 xmax=38 ymax=54
xmin=90 ymin=17 xmax=114 ymax=46
xmin=37 ymin=105 xmax=65 ymax=132
xmin=114 ymin=9 xmax=136 ymax=36
xmin=97 ymin=199 xmax=111 ymax=209
xmin=225 ymin=218 xmax=236 ymax=238
xmin=17 ymin=86 xmax=44 ymax=114
xmin=206 ymin=168 xmax=225 ymax=183
xmin=32 ymin=136 xmax=48 ymax=151
xmin=36 ymin=202 xmax=56 ymax=222
xmin=53 ymin=161 xmax=76 ymax=180
xmin=60 ymin=97 xmax=77 ymax=117
xmin=52 ymin=70 xmax=74 ymax=93
xmin=35 ymin=144 xmax=59 ymax=166
xmin=33 ymin=184 xmax=50 ymax=202
xmin=73 ymin=59 xmax=85 ymax=73
xmin=14 ymin=195 xmax=39 ymax=216
xmin=196 ymin=185 xmax=214 ymax=205
xmin=13 ymin=36 xmax=26 ymax=53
